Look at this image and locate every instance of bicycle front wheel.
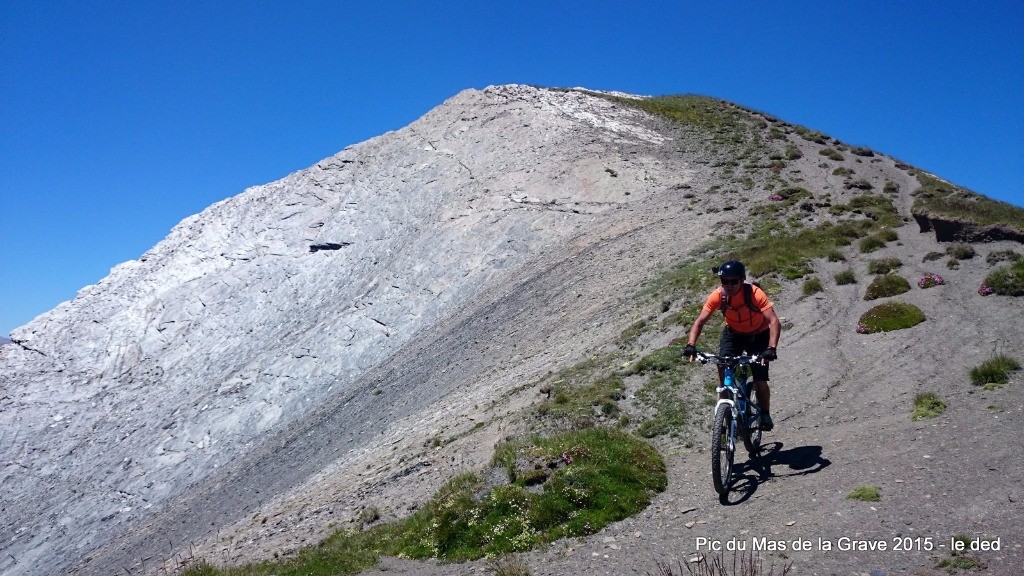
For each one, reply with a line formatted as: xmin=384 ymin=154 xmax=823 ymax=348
xmin=743 ymin=406 xmax=762 ymax=456
xmin=710 ymin=403 xmax=734 ymax=496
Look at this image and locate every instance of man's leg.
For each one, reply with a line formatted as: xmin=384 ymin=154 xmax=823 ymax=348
xmin=754 ymin=380 xmax=773 ymax=430
xmin=753 ymin=380 xmax=771 ymax=413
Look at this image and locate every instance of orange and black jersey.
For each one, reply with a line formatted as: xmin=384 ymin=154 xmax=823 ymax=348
xmin=701 ymin=284 xmax=774 ymax=334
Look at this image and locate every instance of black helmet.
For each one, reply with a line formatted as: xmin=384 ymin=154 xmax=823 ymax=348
xmin=714 ymin=260 xmax=746 ymax=279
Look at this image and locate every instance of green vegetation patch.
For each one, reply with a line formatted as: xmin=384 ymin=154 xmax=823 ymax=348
xmin=184 ymin=429 xmax=665 ymax=576
xmin=913 ymin=172 xmax=1024 ymax=231
xmin=864 ymin=274 xmax=911 ymax=300
xmin=867 ymin=257 xmax=902 ymax=275
xmin=802 ymin=277 xmax=823 ymax=296
xmin=631 ymin=341 xmax=690 ymax=374
xmin=856 ymin=302 xmax=925 ymax=334
xmin=431 ymin=428 xmax=665 ymax=558
xmin=912 ymin=393 xmax=947 ymax=420
xmin=859 ymin=228 xmax=898 ymax=253
xmin=946 ymin=243 xmax=976 ymax=260
xmin=835 ymin=269 xmax=857 ymax=285
xmin=846 ymin=486 xmax=880 ymax=502
xmin=982 ymin=259 xmax=1024 ymax=296
xmin=819 ymin=147 xmax=844 ymax=161
xmin=634 ymin=370 xmax=690 ymax=439
xmin=612 ymin=94 xmax=749 ymax=130
xmin=537 ymin=362 xmax=625 ymax=428
xmin=970 ymin=355 xmax=1021 ymax=388
xmin=986 ymin=250 xmax=1021 ymax=265
xmin=935 ymin=535 xmax=985 ymax=572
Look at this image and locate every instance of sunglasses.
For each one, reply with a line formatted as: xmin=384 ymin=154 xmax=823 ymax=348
xmin=720 ymin=278 xmax=743 ymax=286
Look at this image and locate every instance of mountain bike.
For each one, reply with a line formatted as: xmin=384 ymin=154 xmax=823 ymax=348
xmin=695 ymin=351 xmax=765 ymax=496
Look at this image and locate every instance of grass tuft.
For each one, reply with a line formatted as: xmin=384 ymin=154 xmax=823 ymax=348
xmin=846 ymin=486 xmax=880 ymax=502
xmin=835 ymin=269 xmax=857 ymax=285
xmin=911 ymin=393 xmax=946 ymax=420
xmin=867 ymin=257 xmax=902 ymax=275
xmin=982 ymin=259 xmax=1024 ymax=296
xmin=970 ymin=355 xmax=1021 ymax=388
xmin=802 ymin=277 xmax=823 ymax=296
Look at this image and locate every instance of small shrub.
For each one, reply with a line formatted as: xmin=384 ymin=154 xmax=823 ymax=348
xmin=982 ymin=259 xmax=1024 ymax=296
xmin=946 ymin=258 xmax=960 ymax=270
xmin=490 ymin=558 xmax=533 ymax=576
xmin=917 ymin=273 xmax=944 ymax=288
xmin=835 ymin=269 xmax=857 ymax=285
xmin=785 ymin=145 xmax=802 ymax=160
xmin=851 ymin=146 xmax=875 ymax=157
xmin=883 ymin=181 xmax=899 ymax=194
xmin=800 ymin=130 xmax=827 ymax=144
xmin=846 ymin=486 xmax=880 ymax=502
xmin=846 ymin=179 xmax=874 ymax=190
xmin=856 ymin=302 xmax=926 ymax=334
xmin=802 ymin=277 xmax=823 ymax=296
xmin=970 ymin=355 xmax=1021 ymax=388
xmin=911 ymin=393 xmax=946 ymax=420
xmin=859 ymin=236 xmax=886 ymax=253
xmin=986 ymin=250 xmax=1021 ymax=265
xmin=819 ymin=148 xmax=844 ymax=161
xmin=832 ymin=167 xmax=854 ymax=176
xmin=826 ymin=249 xmax=846 ymax=262
xmin=922 ymin=251 xmax=944 ymax=262
xmin=946 ymin=243 xmax=976 ymax=260
xmin=867 ymin=257 xmax=902 ymax=274
xmin=859 ymin=228 xmax=897 ymax=253
xmin=864 ymin=274 xmax=911 ymax=300
xmin=935 ymin=555 xmax=983 ymax=572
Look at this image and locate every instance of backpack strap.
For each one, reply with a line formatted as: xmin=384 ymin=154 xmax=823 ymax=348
xmin=720 ymin=283 xmax=762 ymax=316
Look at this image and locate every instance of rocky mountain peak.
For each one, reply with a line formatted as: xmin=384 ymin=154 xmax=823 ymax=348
xmin=2 ymin=85 xmax=1021 ymax=576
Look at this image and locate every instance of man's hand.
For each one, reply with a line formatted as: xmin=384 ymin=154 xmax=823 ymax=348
xmin=761 ymin=347 xmax=777 ymax=362
xmin=683 ymin=344 xmax=698 ymax=361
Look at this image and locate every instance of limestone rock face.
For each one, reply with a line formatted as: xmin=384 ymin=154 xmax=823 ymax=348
xmin=0 ymin=85 xmax=691 ymax=575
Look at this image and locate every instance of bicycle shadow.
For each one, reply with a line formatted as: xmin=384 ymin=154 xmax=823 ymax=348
xmin=719 ymin=442 xmax=832 ymax=505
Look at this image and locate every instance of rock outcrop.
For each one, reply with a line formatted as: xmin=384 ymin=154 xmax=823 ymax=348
xmin=0 ymin=85 xmax=697 ymax=576
xmin=3 ymin=85 xmax=1021 ymax=576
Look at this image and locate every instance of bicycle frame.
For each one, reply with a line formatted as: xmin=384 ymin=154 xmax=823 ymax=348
xmin=696 ymin=351 xmax=764 ymax=496
xmin=704 ymin=353 xmax=760 ymax=432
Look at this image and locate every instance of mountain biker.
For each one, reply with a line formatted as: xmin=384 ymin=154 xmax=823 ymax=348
xmin=682 ymin=260 xmax=782 ymax=431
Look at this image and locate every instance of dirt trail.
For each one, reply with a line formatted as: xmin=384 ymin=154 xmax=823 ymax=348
xmin=10 ymin=86 xmax=1019 ymax=576
xmin=358 ymin=219 xmax=1024 ymax=575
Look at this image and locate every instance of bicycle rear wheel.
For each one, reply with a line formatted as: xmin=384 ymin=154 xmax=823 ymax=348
xmin=710 ymin=404 xmax=734 ymax=496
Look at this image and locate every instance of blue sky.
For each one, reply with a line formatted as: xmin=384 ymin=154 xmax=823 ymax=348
xmin=2 ymin=1 xmax=1022 ymax=336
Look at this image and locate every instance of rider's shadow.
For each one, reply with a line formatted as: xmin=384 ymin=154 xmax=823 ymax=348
xmin=720 ymin=442 xmax=831 ymax=505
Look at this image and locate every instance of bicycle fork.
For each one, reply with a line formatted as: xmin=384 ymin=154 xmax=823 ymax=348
xmin=714 ymin=397 xmax=738 ymax=451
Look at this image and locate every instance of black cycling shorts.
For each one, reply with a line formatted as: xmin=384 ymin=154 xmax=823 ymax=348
xmin=719 ymin=327 xmax=770 ymax=381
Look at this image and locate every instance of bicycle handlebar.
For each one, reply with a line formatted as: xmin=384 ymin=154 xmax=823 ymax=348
xmin=692 ymin=350 xmax=767 ymax=366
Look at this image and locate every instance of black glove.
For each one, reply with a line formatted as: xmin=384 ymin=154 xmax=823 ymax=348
xmin=761 ymin=347 xmax=777 ymax=362
xmin=683 ymin=344 xmax=698 ymax=360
